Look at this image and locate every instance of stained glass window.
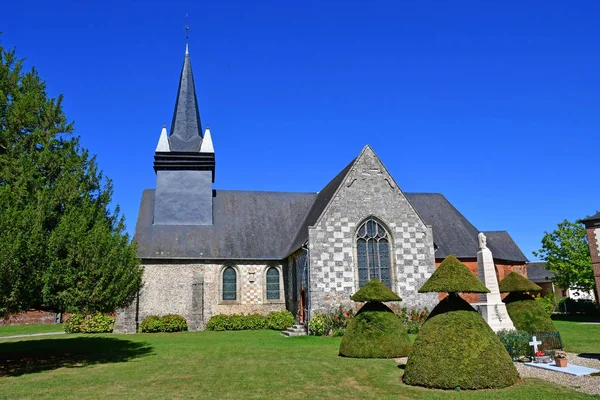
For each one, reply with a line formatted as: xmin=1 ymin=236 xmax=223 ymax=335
xmin=222 ymin=266 xmax=237 ymax=301
xmin=356 ymin=218 xmax=392 ymax=288
xmin=266 ymin=267 xmax=280 ymax=300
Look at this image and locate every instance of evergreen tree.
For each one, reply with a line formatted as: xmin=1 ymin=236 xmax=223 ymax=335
xmin=0 ymin=43 xmax=142 ymax=316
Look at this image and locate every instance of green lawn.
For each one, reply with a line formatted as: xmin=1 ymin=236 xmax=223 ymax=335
xmin=0 ymin=328 xmax=596 ymax=400
xmin=554 ymin=319 xmax=600 ymax=354
xmin=0 ymin=324 xmax=63 ymax=337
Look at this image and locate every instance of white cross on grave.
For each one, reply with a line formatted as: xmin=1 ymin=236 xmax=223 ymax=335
xmin=529 ymin=336 xmax=542 ymax=353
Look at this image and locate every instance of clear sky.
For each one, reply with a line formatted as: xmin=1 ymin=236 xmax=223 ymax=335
xmin=2 ymin=0 xmax=599 ymax=260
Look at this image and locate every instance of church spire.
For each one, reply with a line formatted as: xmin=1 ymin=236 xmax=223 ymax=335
xmin=168 ymin=42 xmax=203 ymax=152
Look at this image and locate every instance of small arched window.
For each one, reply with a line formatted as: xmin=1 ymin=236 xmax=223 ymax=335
xmin=356 ymin=217 xmax=391 ymax=288
xmin=266 ymin=267 xmax=280 ymax=300
xmin=222 ymin=266 xmax=237 ymax=301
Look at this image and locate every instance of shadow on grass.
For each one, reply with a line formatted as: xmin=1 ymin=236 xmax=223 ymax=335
xmin=577 ymin=353 xmax=600 ymax=360
xmin=0 ymin=337 xmax=153 ymax=377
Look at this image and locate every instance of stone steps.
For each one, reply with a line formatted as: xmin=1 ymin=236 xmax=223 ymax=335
xmin=281 ymin=324 xmax=307 ymax=337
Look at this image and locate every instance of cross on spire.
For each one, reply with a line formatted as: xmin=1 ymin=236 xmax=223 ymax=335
xmin=185 ymin=14 xmax=189 ymax=55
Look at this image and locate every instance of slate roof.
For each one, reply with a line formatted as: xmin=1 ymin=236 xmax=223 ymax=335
xmin=135 ymin=186 xmax=528 ymax=262
xmin=135 ymin=189 xmax=316 ymax=259
xmin=527 ymin=262 xmax=555 ymax=283
xmin=402 ymin=194 xmax=528 ymax=262
xmin=581 ymin=211 xmax=600 ymax=223
xmin=286 ymin=158 xmax=356 ymax=254
xmin=168 ymin=49 xmax=203 ymax=152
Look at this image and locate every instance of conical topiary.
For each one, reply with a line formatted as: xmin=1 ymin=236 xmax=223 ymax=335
xmin=402 ymin=294 xmax=520 ymax=389
xmin=499 ymin=273 xmax=556 ymax=333
xmin=339 ymin=279 xmax=411 ymax=358
xmin=403 ymin=255 xmax=519 ymax=389
xmin=499 ymin=272 xmax=542 ymax=293
xmin=418 ymin=255 xmax=490 ymax=294
xmin=350 ymin=278 xmax=402 ymax=302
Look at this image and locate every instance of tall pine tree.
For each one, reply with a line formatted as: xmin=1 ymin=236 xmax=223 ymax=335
xmin=0 ymin=42 xmax=142 ymax=316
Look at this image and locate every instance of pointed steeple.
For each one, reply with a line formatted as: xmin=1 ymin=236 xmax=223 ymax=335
xmin=169 ymin=45 xmax=203 ymax=152
xmin=155 ymin=124 xmax=170 ymax=152
xmin=200 ymin=126 xmax=214 ymax=153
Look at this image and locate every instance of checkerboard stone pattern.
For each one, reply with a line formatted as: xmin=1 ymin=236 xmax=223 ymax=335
xmin=308 ymin=147 xmax=438 ymax=313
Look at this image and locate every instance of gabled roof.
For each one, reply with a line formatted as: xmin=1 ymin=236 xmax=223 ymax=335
xmin=136 ymin=149 xmax=528 ymax=262
xmin=403 ymin=194 xmax=528 ymax=263
xmin=527 ymin=262 xmax=555 ymax=283
xmin=581 ymin=211 xmax=600 ymax=223
xmin=286 ymin=157 xmax=356 ymax=254
xmin=135 ymin=189 xmax=316 ymax=259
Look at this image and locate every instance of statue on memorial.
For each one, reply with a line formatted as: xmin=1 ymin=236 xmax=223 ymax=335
xmin=478 ymin=232 xmax=487 ymax=250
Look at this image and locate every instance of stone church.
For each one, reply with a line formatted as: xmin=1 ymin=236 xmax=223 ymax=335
xmin=114 ymin=46 xmax=528 ymax=332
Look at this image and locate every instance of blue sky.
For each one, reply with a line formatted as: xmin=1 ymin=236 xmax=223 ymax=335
xmin=2 ymin=0 xmax=599 ymax=260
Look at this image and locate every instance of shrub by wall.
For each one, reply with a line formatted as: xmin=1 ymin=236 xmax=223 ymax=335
xmin=64 ymin=313 xmax=115 ymax=333
xmin=266 ymin=311 xmax=295 ymax=330
xmin=160 ymin=314 xmax=188 ymax=332
xmin=64 ymin=313 xmax=85 ymax=333
xmin=139 ymin=314 xmax=188 ymax=333
xmin=206 ymin=311 xmax=294 ymax=331
xmin=308 ymin=306 xmax=355 ymax=336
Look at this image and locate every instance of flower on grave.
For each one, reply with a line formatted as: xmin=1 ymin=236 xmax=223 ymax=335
xmin=535 ymin=350 xmax=545 ymax=357
xmin=554 ymin=350 xmax=567 ymax=359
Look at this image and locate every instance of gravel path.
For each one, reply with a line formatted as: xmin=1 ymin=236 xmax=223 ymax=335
xmin=515 ymin=352 xmax=600 ymax=395
xmin=0 ymin=331 xmax=65 ymax=340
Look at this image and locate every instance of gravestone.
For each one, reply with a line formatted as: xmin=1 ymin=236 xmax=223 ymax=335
xmin=475 ymin=232 xmax=515 ymax=332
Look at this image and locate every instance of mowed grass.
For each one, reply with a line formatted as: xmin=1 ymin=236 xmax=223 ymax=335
xmin=0 ymin=323 xmax=63 ymax=337
xmin=0 ymin=328 xmax=596 ymax=400
xmin=554 ymin=319 xmax=600 ymax=354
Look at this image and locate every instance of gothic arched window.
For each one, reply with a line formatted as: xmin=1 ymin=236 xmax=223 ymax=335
xmin=222 ymin=266 xmax=237 ymax=301
xmin=266 ymin=267 xmax=280 ymax=300
xmin=356 ymin=217 xmax=392 ymax=288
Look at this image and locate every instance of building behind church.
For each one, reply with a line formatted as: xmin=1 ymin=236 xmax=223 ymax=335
xmin=114 ymin=45 xmax=529 ymax=333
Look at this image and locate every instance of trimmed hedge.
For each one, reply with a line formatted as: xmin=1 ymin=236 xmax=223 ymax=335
xmin=403 ymin=294 xmax=519 ymax=389
xmin=206 ymin=311 xmax=294 ymax=331
xmin=339 ymin=302 xmax=411 ymax=358
xmin=419 ymin=255 xmax=489 ymax=294
xmin=350 ymin=279 xmax=401 ymax=302
xmin=64 ymin=313 xmax=115 ymax=333
xmin=161 ymin=314 xmax=188 ymax=332
xmin=267 ymin=310 xmax=296 ymax=330
xmin=139 ymin=314 xmax=188 ymax=333
xmin=504 ymin=293 xmax=557 ymax=333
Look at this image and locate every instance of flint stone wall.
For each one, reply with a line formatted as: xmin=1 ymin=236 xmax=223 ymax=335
xmin=308 ymin=147 xmax=438 ymax=313
xmin=138 ymin=261 xmax=286 ymax=331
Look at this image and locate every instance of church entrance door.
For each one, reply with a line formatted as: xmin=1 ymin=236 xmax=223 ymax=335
xmin=299 ymin=287 xmax=306 ymax=324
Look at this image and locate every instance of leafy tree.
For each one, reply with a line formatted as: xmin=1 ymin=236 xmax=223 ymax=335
xmin=533 ymin=219 xmax=595 ymax=301
xmin=0 ymin=42 xmax=142 ymax=316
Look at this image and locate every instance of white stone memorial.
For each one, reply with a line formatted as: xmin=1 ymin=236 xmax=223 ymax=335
xmin=474 ymin=232 xmax=515 ymax=332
